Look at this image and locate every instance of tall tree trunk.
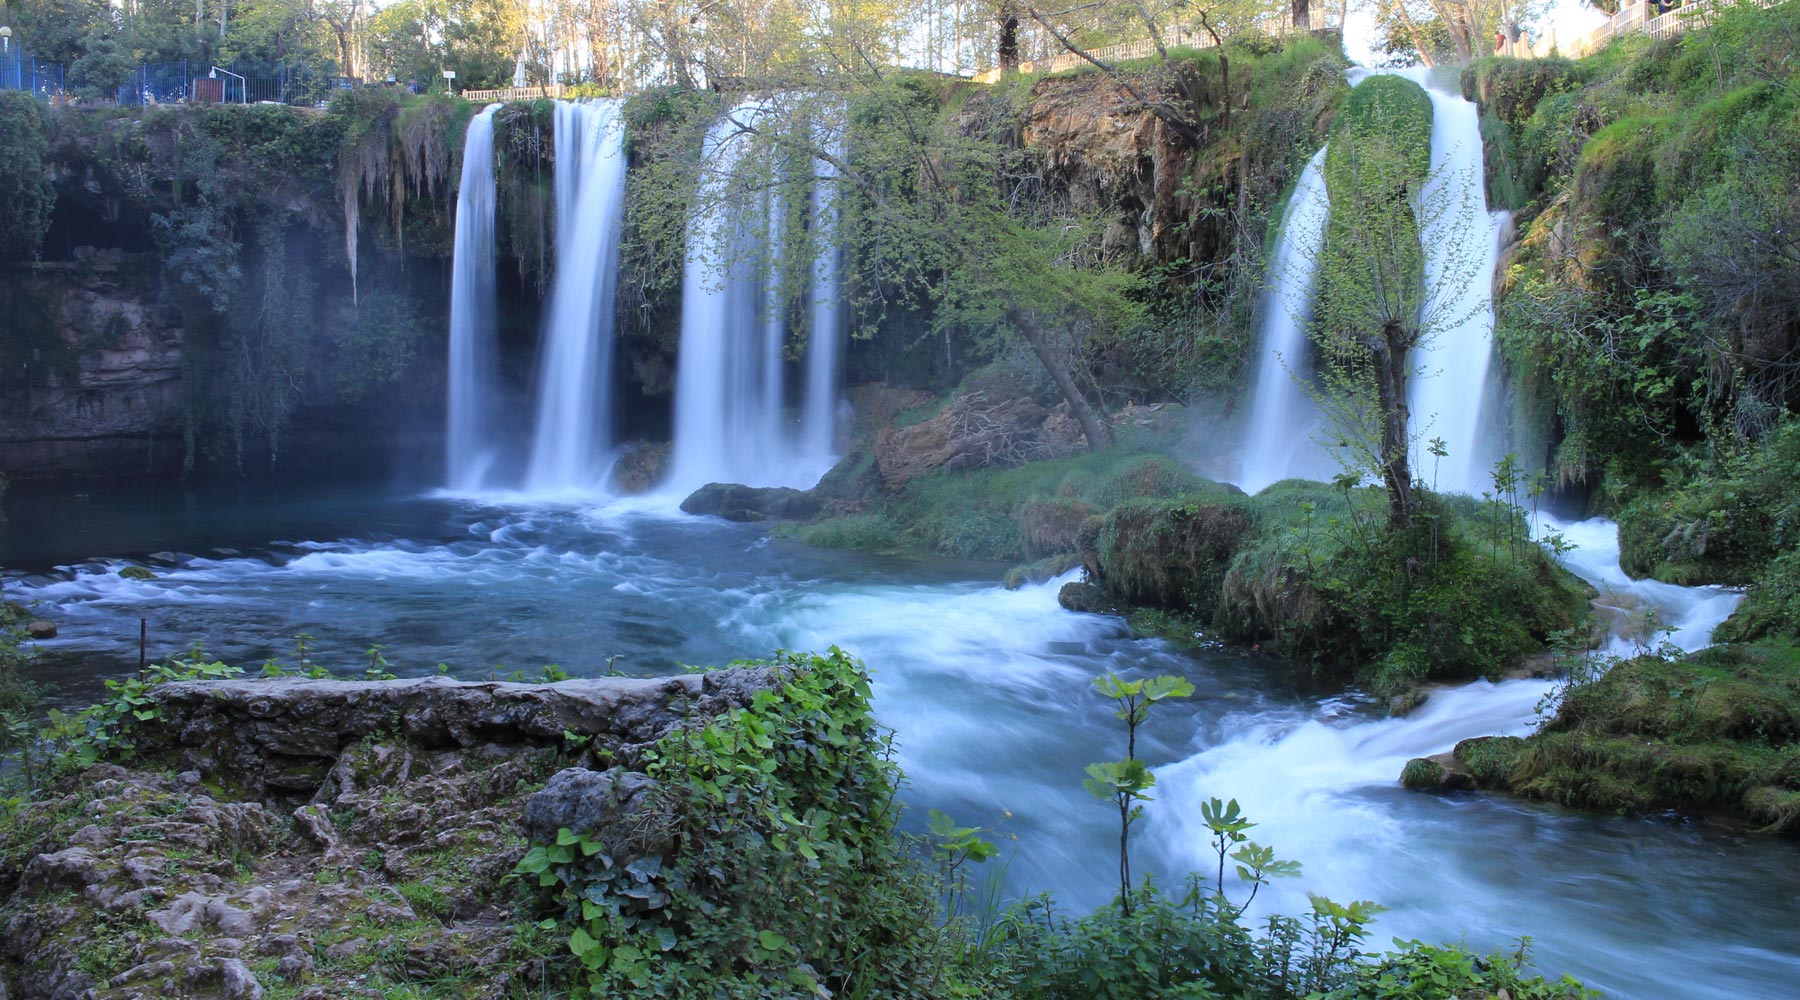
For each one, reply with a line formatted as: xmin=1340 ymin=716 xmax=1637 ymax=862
xmin=1293 ymin=0 xmax=1311 ymax=30
xmin=998 ymin=9 xmax=1020 ymax=71
xmin=1007 ymin=306 xmax=1112 ymax=450
xmin=1370 ymin=324 xmax=1415 ymax=529
xmin=1388 ymin=0 xmax=1437 ymax=67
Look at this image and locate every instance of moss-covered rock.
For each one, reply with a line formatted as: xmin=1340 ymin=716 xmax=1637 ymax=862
xmin=1473 ymin=639 xmax=1800 ymax=832
xmin=1091 ymin=495 xmax=1253 ymax=610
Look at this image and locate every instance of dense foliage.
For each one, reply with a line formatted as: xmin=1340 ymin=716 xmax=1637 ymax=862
xmin=510 ymin=649 xmax=1592 ymax=998
xmin=0 ymin=93 xmax=54 ymax=261
xmin=1470 ymin=1 xmax=1800 ymax=493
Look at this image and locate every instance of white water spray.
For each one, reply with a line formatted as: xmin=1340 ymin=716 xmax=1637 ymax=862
xmin=1239 ymin=146 xmax=1334 ymax=492
xmin=524 ymin=100 xmax=630 ymax=494
xmin=1401 ymin=67 xmax=1509 ymax=493
xmin=446 ymin=105 xmax=502 ymax=491
xmin=667 ymin=100 xmax=843 ymax=495
xmin=801 ymin=124 xmax=845 ymax=466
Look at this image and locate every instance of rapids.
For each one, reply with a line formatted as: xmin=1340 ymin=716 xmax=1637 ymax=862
xmin=3 ymin=478 xmax=1796 ymax=999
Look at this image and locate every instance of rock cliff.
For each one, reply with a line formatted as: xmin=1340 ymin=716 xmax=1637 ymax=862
xmin=0 ymin=668 xmax=780 ymax=1000
xmin=0 ymin=254 xmax=184 ymax=478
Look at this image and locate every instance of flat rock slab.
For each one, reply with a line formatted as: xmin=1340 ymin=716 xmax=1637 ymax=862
xmin=145 ymin=669 xmax=781 ymax=796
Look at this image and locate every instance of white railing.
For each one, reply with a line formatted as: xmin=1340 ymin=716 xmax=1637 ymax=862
xmin=1550 ymin=0 xmax=1785 ymax=57
xmin=460 ymin=83 xmax=566 ymax=102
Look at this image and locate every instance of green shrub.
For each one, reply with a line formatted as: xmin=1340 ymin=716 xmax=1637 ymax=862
xmin=1094 ymin=497 xmax=1255 ymax=610
xmin=0 ymin=93 xmax=53 ymax=261
xmin=1616 ymin=419 xmax=1800 ymax=586
xmin=519 ymin=650 xmax=991 ymax=999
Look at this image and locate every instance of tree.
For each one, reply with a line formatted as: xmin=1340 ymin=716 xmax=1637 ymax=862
xmin=648 ymin=76 xmax=1140 ymax=452
xmin=1020 ymin=0 xmax=1272 ymax=148
xmin=1306 ymin=74 xmax=1466 ymax=529
xmin=0 ymin=92 xmax=53 ymax=261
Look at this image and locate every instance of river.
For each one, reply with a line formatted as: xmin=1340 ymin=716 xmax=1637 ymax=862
xmin=3 ymin=474 xmax=1797 ymax=998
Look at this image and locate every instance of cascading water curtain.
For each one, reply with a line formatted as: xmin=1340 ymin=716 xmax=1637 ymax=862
xmin=524 ymin=99 xmax=631 ymax=494
xmin=446 ymin=104 xmax=503 ymax=492
xmin=668 ymin=98 xmax=847 ymax=495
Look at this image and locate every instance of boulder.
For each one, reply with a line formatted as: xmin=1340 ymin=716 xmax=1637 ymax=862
xmin=1400 ymin=752 xmax=1477 ymax=792
xmin=523 ymin=767 xmax=673 ymax=863
xmin=680 ymin=483 xmax=823 ymax=522
xmin=26 ymin=621 xmax=56 ymax=640
xmin=607 ymin=441 xmax=671 ymax=495
xmin=1058 ymin=581 xmax=1117 ymax=614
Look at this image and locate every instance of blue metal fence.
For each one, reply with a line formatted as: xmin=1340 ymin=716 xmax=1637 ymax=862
xmin=0 ymin=50 xmax=67 ymax=99
xmin=1 ymin=49 xmax=357 ymax=106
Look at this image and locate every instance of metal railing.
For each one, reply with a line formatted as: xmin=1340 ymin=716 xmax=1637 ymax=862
xmin=460 ymin=83 xmax=566 ymax=102
xmin=1548 ymin=0 xmax=1785 ymax=57
xmin=0 ymin=51 xmax=67 ymax=100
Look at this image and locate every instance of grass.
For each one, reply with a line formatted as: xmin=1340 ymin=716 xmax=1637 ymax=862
xmin=1471 ymin=638 xmax=1800 ymax=831
xmin=784 ymin=437 xmax=1209 ymax=562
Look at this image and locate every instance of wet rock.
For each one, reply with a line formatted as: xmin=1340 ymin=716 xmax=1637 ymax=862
xmin=25 ymin=620 xmax=56 ymax=640
xmin=524 ymin=768 xmax=673 ymax=863
xmin=607 ymin=440 xmax=672 ymax=494
xmin=1057 ymin=581 xmax=1116 ymax=614
xmin=1400 ymin=752 xmax=1477 ymax=792
xmin=119 ymin=565 xmax=158 ymax=580
xmin=679 ymin=483 xmax=824 ymax=522
xmin=1388 ymin=689 xmax=1430 ymax=717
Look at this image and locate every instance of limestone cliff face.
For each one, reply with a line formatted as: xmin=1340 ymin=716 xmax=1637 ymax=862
xmin=0 ymin=253 xmax=185 ymax=478
xmin=1021 ymin=74 xmax=1195 ymax=264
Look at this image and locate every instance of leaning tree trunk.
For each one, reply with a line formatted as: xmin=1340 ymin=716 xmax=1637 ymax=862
xmin=1369 ymin=324 xmax=1415 ymax=529
xmin=1007 ymin=306 xmax=1113 ymax=451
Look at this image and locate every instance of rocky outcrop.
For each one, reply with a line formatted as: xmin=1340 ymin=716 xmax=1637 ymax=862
xmin=0 ymin=669 xmax=782 ymax=999
xmin=0 ymin=254 xmax=185 ymax=479
xmin=1058 ymin=580 xmax=1118 ymax=614
xmin=1020 ymin=75 xmax=1191 ymax=262
xmin=142 ymin=671 xmax=780 ymax=799
xmin=679 ymin=483 xmax=825 ymax=522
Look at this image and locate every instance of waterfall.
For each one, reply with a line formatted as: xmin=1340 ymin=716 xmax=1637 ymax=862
xmin=446 ymin=104 xmax=502 ymax=492
xmin=668 ymin=100 xmax=843 ymax=495
xmin=1238 ymin=146 xmax=1334 ymax=493
xmin=1404 ymin=68 xmax=1509 ymax=495
xmin=801 ymin=125 xmax=845 ymax=466
xmin=1232 ymin=70 xmax=1510 ymax=497
xmin=524 ymin=100 xmax=630 ymax=494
